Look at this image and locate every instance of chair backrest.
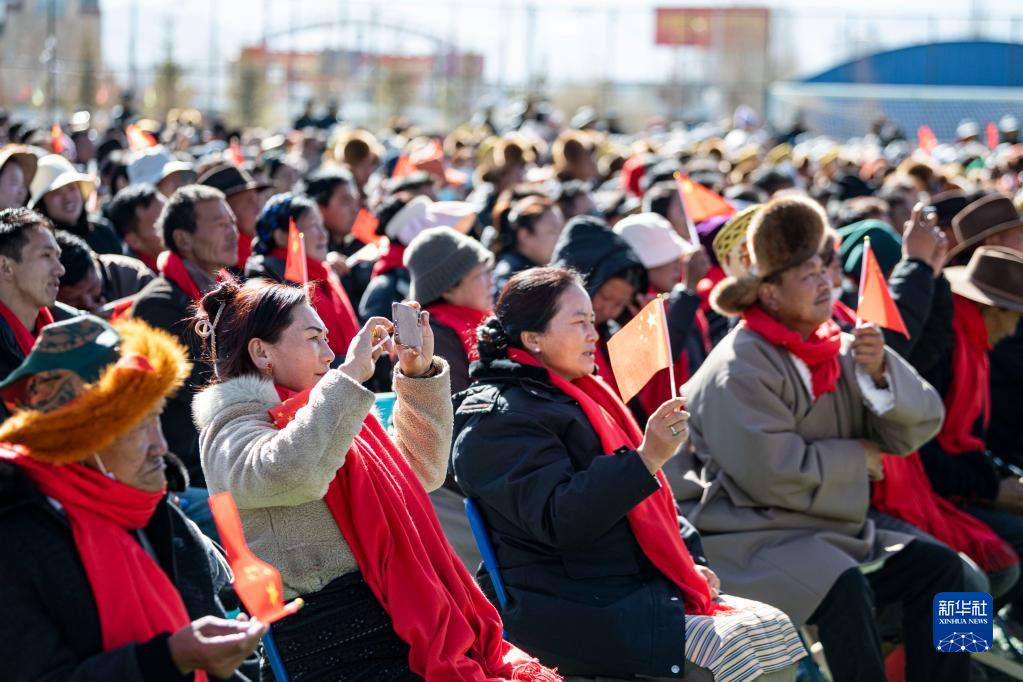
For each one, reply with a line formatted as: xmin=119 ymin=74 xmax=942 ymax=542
xmin=463 ymin=497 xmax=510 ymax=610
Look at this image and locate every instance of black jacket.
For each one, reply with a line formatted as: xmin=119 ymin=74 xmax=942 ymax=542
xmin=132 ymin=276 xmax=210 ymax=485
xmin=882 ymin=258 xmax=954 ymax=376
xmin=492 ymin=249 xmax=535 ymax=300
xmin=358 ymin=267 xmax=410 ymax=322
xmin=989 ymin=319 xmax=1023 ymax=468
xmin=242 ymin=253 xmax=286 ymax=283
xmin=431 ymin=319 xmax=471 ymax=395
xmin=451 ymin=358 xmax=704 ymax=679
xmin=0 ymin=460 xmax=250 ymax=682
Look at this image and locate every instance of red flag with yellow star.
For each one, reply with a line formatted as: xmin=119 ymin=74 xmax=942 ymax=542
xmin=208 ymin=492 xmax=303 ymax=623
xmin=283 ymin=217 xmax=308 ymax=285
xmin=607 ymin=298 xmax=673 ymax=404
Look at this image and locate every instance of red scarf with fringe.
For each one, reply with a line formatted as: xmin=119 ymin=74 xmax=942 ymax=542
xmin=872 ymin=451 xmax=1017 ymax=572
xmin=937 ymin=295 xmax=990 ymax=454
xmin=0 ymin=447 xmax=207 ymax=681
xmin=0 ymin=302 xmax=54 ymax=356
xmin=270 ymin=248 xmax=361 ymax=357
xmin=269 ymin=385 xmax=560 ymax=681
xmin=371 ymin=242 xmax=407 ymax=278
xmin=507 ymin=349 xmax=724 ymax=616
xmin=426 ymin=303 xmax=489 ymax=361
xmin=742 ymin=304 xmax=842 ymax=400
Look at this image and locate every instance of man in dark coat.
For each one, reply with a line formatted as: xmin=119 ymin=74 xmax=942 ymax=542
xmin=0 ymin=314 xmax=262 ymax=681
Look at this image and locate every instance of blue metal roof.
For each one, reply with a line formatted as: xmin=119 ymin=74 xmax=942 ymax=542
xmin=805 ymin=41 xmax=1023 ymax=88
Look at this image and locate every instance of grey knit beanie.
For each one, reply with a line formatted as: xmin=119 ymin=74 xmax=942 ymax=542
xmin=404 ymin=227 xmax=494 ymax=305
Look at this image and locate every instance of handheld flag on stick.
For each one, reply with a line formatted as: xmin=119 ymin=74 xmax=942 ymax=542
xmin=284 ymin=218 xmax=308 ymax=286
xmin=351 ymin=208 xmax=382 ymax=246
xmin=674 ymin=172 xmax=735 ymax=244
xmin=50 ymin=122 xmax=65 ymax=155
xmin=986 ymin=122 xmax=1000 ymax=150
xmin=917 ymin=126 xmax=938 ymax=154
xmin=857 ymin=237 xmax=909 ymax=338
xmin=607 ymin=297 xmax=674 ymax=404
xmin=208 ymin=492 xmax=303 ymax=623
xmin=125 ymin=124 xmax=157 ymax=151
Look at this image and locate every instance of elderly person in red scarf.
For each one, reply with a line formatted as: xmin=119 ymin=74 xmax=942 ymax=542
xmin=191 ymin=278 xmax=558 ymax=681
xmin=671 ymin=195 xmax=967 ymax=682
xmin=0 ymin=315 xmax=264 ymax=681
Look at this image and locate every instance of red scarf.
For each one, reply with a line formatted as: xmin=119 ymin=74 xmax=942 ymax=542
xmin=135 ymin=251 xmax=159 ymax=273
xmin=937 ymin=295 xmax=991 ymax=454
xmin=371 ymin=242 xmax=407 ymax=278
xmin=269 ymin=386 xmax=560 ymax=681
xmin=0 ymin=301 xmax=54 ymax=356
xmin=742 ymin=304 xmax=842 ymax=400
xmin=270 ymin=249 xmax=361 ymax=357
xmin=871 ymin=451 xmax=1017 ymax=573
xmin=157 ymin=251 xmax=214 ymax=303
xmin=832 ymin=299 xmax=858 ymax=328
xmin=426 ymin=303 xmax=489 ymax=361
xmin=236 ymin=236 xmax=253 ymax=271
xmin=0 ymin=447 xmax=207 ymax=681
xmin=507 ymin=349 xmax=724 ymax=616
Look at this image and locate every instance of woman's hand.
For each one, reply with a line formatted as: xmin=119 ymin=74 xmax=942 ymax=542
xmin=340 ymin=316 xmax=394 ymax=384
xmin=637 ymin=397 xmax=689 ymax=475
xmin=395 ymin=301 xmax=435 ymax=378
xmin=694 ymin=565 xmax=721 ymax=599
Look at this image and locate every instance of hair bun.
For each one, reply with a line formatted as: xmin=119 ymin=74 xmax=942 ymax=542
xmin=476 ymin=315 xmax=510 ymax=361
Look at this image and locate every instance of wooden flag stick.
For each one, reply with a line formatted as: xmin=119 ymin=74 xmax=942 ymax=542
xmin=856 ymin=236 xmax=870 ymax=327
xmin=660 ymin=294 xmax=676 ymax=399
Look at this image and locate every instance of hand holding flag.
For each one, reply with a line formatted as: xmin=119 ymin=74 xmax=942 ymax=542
xmin=607 ymin=297 xmax=674 ymax=404
xmin=283 ymin=217 xmax=308 ymax=286
xmin=857 ymin=237 xmax=909 ymax=338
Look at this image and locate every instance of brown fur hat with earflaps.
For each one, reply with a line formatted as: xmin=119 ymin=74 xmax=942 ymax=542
xmin=710 ymin=195 xmax=828 ymax=316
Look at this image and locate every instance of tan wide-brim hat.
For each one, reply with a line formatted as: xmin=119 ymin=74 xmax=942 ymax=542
xmin=946 ymin=194 xmax=1023 ymax=263
xmin=944 ymin=246 xmax=1023 ymax=315
xmin=0 ymin=145 xmax=38 ymax=189
xmin=28 ymin=154 xmax=95 ymax=209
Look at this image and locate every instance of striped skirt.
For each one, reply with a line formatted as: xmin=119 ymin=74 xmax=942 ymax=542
xmin=684 ymin=594 xmax=805 ymax=682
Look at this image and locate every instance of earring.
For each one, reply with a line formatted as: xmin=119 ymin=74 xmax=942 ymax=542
xmin=264 ymin=361 xmax=274 ymax=376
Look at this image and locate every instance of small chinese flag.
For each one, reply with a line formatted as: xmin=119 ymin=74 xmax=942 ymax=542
xmin=208 ymin=492 xmax=303 ymax=623
xmin=607 ymin=298 xmax=673 ymax=404
xmin=229 ymin=139 xmax=245 ymax=166
xmin=284 ymin=217 xmax=308 ymax=285
xmin=986 ymin=122 xmax=1000 ymax=150
xmin=50 ymin=122 xmax=65 ymax=155
xmin=392 ymin=154 xmax=413 ymax=179
xmin=351 ymin=208 xmax=382 ymax=245
xmin=857 ymin=238 xmax=909 ymax=338
xmin=917 ymin=126 xmax=938 ymax=154
xmin=675 ymin=173 xmax=735 ymax=225
xmin=125 ymin=124 xmax=157 ymax=151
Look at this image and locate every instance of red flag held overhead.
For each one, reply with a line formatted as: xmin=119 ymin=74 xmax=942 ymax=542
xmin=208 ymin=492 xmax=303 ymax=623
xmin=284 ymin=217 xmax=308 ymax=285
xmin=986 ymin=122 xmax=1000 ymax=150
xmin=50 ymin=123 xmax=65 ymax=155
xmin=857 ymin=237 xmax=909 ymax=337
xmin=125 ymin=124 xmax=157 ymax=151
xmin=917 ymin=126 xmax=938 ymax=154
xmin=674 ymin=173 xmax=735 ymax=225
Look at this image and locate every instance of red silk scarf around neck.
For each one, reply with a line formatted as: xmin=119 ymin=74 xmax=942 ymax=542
xmin=506 ymin=349 xmax=723 ymax=616
xmin=268 ymin=385 xmax=560 ymax=681
xmin=0 ymin=447 xmax=207 ymax=681
xmin=742 ymin=304 xmax=842 ymax=401
xmin=158 ymin=251 xmax=221 ymax=303
xmin=871 ymin=451 xmax=1017 ymax=573
xmin=371 ymin=242 xmax=407 ymax=278
xmin=426 ymin=303 xmax=489 ymax=361
xmin=937 ymin=295 xmax=991 ymax=454
xmin=270 ymin=248 xmax=361 ymax=357
xmin=0 ymin=302 xmax=54 ymax=356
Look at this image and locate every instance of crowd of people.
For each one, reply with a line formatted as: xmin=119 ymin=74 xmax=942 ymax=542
xmin=0 ymin=101 xmax=1021 ymax=681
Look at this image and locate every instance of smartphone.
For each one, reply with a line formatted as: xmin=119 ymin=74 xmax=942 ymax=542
xmin=392 ymin=302 xmax=423 ymax=349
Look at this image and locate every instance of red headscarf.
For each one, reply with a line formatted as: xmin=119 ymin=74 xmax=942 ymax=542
xmin=426 ymin=303 xmax=489 ymax=361
xmin=742 ymin=304 xmax=842 ymax=400
xmin=268 ymin=385 xmax=560 ymax=681
xmin=936 ymin=295 xmax=990 ymax=454
xmin=507 ymin=348 xmax=724 ymax=616
xmin=0 ymin=446 xmax=207 ymax=681
xmin=0 ymin=302 xmax=54 ymax=356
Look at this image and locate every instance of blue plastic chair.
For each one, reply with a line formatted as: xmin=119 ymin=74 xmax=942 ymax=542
xmin=464 ymin=497 xmax=509 ymax=610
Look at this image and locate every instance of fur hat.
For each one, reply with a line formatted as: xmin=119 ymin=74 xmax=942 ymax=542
xmin=0 ymin=316 xmax=190 ymax=464
xmin=710 ymin=195 xmax=828 ymax=316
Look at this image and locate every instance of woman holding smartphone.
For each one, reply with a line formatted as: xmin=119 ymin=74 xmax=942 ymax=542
xmin=191 ymin=278 xmax=558 ymax=681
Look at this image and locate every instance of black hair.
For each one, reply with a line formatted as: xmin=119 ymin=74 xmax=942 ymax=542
xmin=555 ymin=180 xmax=590 ymax=216
xmin=0 ymin=208 xmax=54 ymax=261
xmin=55 ymin=230 xmax=98 ymax=287
xmin=299 ymin=167 xmax=357 ymax=207
xmin=374 ymin=195 xmax=410 ymax=237
xmin=196 ymin=278 xmax=309 ymax=381
xmin=159 ymin=185 xmax=226 ymax=255
xmin=105 ymin=183 xmax=160 ymax=238
xmin=476 ymin=266 xmax=584 ymax=362
xmin=642 ymin=181 xmax=679 ymax=218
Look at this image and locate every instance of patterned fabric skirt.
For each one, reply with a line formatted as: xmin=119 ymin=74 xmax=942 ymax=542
xmin=261 ymin=571 xmax=421 ymax=682
xmin=684 ymin=594 xmax=805 ymax=682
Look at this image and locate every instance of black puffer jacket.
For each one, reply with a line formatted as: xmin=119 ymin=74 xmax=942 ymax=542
xmin=0 ymin=460 xmax=251 ymax=682
xmin=451 ymin=357 xmax=705 ymax=679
